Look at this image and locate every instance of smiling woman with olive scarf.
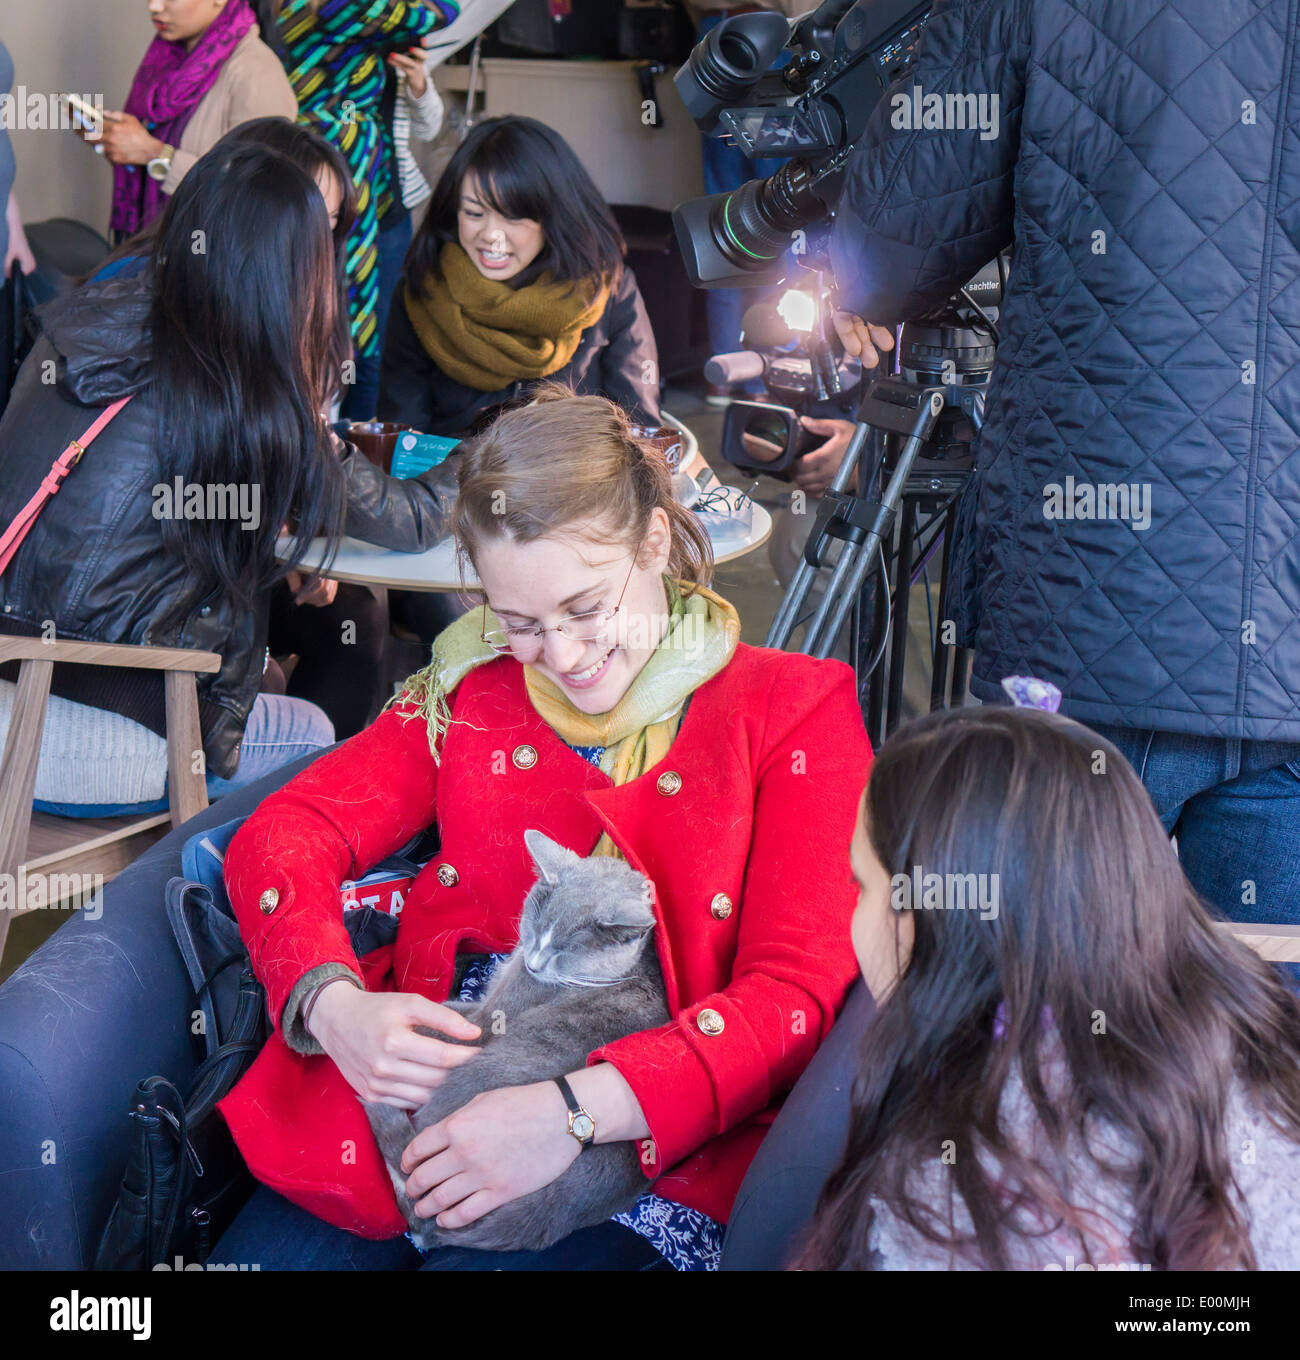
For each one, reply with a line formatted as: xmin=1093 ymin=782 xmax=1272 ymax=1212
xmin=209 ymin=389 xmax=871 ymax=1271
xmin=377 ymin=116 xmax=661 ymax=438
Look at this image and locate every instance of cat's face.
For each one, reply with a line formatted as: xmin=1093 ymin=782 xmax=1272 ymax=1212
xmin=517 ymin=829 xmax=657 ymax=986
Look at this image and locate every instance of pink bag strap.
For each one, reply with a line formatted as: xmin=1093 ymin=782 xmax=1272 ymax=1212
xmin=0 ymin=395 xmax=133 ymax=579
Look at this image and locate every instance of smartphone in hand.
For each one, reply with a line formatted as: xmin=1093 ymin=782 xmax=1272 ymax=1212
xmin=62 ymin=93 xmax=104 ymax=138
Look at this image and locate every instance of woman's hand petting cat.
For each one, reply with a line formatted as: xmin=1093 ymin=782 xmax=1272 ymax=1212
xmin=400 ymin=1081 xmax=579 ymax=1228
xmin=308 ymin=984 xmax=483 ymax=1108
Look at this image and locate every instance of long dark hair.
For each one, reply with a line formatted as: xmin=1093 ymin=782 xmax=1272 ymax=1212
xmin=799 ymin=706 xmax=1300 ymax=1271
xmin=94 ymin=117 xmax=356 ymax=363
xmin=148 ymin=143 xmax=347 ymax=616
xmin=404 ymin=116 xmax=625 ymax=300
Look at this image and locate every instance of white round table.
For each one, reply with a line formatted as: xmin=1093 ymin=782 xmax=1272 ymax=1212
xmin=277 ymin=485 xmax=771 ymax=591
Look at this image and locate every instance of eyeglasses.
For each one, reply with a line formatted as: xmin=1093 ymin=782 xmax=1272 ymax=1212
xmin=479 ymin=555 xmax=638 ymax=660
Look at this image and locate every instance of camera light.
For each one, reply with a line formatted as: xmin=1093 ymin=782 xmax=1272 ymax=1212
xmin=778 ymin=289 xmax=817 ymax=333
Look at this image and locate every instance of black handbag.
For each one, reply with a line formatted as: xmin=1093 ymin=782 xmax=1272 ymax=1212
xmin=94 ymin=876 xmax=402 ymax=1270
xmin=93 ymin=878 xmax=271 ymax=1270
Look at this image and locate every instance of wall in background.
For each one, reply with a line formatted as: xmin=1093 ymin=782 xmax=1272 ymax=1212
xmin=4 ymin=2 xmax=155 ymax=230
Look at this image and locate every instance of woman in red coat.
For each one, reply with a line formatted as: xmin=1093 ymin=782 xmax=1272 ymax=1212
xmin=211 ymin=388 xmax=872 ymax=1270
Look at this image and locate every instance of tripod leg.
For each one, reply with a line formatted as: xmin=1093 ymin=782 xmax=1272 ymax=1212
xmin=930 ymin=497 xmax=960 ymax=711
xmin=885 ymin=497 xmax=916 ymax=734
xmin=807 ymin=406 xmax=940 ymax=659
xmin=951 ymin=647 xmax=972 ymax=705
xmin=864 ymin=545 xmax=888 ymax=747
xmin=764 ymin=421 xmax=872 ymax=650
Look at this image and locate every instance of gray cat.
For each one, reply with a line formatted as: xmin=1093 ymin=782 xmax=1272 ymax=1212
xmin=364 ymin=828 xmax=670 ymax=1252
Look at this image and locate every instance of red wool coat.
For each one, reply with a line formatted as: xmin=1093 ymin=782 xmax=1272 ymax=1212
xmin=217 ymin=642 xmax=872 ymax=1237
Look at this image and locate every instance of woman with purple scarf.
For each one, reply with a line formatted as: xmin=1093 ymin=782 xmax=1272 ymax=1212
xmin=87 ymin=0 xmax=296 ymax=239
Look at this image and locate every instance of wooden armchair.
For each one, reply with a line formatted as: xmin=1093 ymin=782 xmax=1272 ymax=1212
xmin=0 ymin=637 xmax=221 ymax=965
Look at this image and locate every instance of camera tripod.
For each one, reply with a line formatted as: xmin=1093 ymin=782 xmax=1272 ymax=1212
xmin=764 ymin=373 xmax=985 ymax=747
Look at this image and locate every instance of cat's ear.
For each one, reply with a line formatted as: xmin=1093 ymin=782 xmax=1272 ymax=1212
xmin=523 ymin=828 xmax=579 ymax=886
xmin=602 ymin=877 xmax=657 ymax=929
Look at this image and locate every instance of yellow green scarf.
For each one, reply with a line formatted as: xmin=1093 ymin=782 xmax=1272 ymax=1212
xmin=394 ymin=577 xmax=742 ymax=859
xmin=403 ymin=242 xmax=612 ymax=391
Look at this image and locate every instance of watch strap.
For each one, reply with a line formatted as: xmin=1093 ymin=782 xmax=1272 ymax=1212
xmin=554 ymin=1074 xmax=582 ymax=1117
xmin=553 ymin=1075 xmax=594 ymax=1149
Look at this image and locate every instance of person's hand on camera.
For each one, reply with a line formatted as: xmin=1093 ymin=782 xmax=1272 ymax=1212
xmin=794 ymin=416 xmax=856 ymax=498
xmin=832 ymin=310 xmax=895 ymax=368
xmin=306 ymin=981 xmax=483 ymax=1108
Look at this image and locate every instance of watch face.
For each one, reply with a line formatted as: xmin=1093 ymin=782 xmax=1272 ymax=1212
xmin=571 ymin=1113 xmax=595 ymax=1142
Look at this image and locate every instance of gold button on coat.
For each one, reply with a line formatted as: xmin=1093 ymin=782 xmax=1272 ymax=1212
xmin=436 ymin=864 xmax=459 ymax=887
xmin=656 ymin=770 xmax=683 ymax=796
xmin=710 ymin=892 xmax=734 ymax=920
xmin=696 ymin=1008 xmax=725 ymax=1036
xmin=258 ymin=888 xmax=279 ymax=915
xmin=512 ymin=744 xmax=538 ymax=769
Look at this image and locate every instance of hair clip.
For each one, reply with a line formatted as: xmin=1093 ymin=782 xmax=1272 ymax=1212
xmin=1001 ymin=675 xmax=1062 ymax=713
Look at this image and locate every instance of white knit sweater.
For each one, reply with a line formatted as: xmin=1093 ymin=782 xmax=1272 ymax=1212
xmin=0 ymin=680 xmax=167 ymax=806
xmin=869 ymin=1063 xmax=1300 ymax=1270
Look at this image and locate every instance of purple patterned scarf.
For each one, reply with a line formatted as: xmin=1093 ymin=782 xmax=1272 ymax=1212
xmin=110 ymin=0 xmax=256 ymax=236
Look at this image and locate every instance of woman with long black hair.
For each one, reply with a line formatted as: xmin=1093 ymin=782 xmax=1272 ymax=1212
xmin=799 ymin=706 xmax=1300 ymax=1270
xmin=377 ymin=115 xmax=661 ymax=438
xmin=0 ymin=140 xmax=454 ymax=815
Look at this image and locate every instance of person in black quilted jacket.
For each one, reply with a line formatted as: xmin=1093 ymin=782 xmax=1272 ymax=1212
xmin=827 ymin=0 xmax=1300 ymax=940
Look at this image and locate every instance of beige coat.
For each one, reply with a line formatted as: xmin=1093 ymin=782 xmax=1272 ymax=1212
xmin=161 ymin=25 xmax=297 ymax=195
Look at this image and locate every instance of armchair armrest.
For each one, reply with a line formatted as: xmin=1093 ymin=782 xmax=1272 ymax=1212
xmin=0 ymin=638 xmax=221 ymax=673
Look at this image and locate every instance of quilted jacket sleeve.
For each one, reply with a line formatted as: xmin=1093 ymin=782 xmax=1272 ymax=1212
xmin=588 ymin=659 xmax=870 ymax=1176
xmin=829 ymin=0 xmax=1030 ymax=324
xmin=223 ymin=698 xmax=442 ymax=1035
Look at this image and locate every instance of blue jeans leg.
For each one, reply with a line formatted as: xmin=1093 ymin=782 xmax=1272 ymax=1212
xmin=210 ymin=1184 xmax=670 ymax=1270
xmin=1089 ymin=725 xmax=1300 ymax=982
xmin=33 ymin=693 xmax=335 ymax=819
xmin=340 ymin=216 xmax=412 ymax=423
xmin=208 ymin=1185 xmax=424 ymax=1271
xmin=204 ymin=692 xmax=336 ymax=799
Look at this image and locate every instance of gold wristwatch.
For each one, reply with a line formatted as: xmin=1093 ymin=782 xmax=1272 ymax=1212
xmin=554 ymin=1075 xmax=595 ymax=1150
xmin=146 ymin=144 xmax=176 ymax=183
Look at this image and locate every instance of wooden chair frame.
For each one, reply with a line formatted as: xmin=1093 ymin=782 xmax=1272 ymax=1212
xmin=0 ymin=637 xmax=221 ymax=963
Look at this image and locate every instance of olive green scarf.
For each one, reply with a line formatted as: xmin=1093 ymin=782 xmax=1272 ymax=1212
xmin=403 ymin=242 xmax=611 ymax=391
xmin=394 ymin=577 xmax=742 ymax=858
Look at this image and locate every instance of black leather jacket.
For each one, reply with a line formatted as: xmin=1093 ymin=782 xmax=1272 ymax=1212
xmin=0 ymin=271 xmax=455 ymax=778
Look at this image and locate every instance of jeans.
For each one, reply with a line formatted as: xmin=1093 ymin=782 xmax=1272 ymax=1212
xmin=209 ymin=1184 xmax=671 ymax=1271
xmin=33 ymin=692 xmax=336 ymax=818
xmin=341 ymin=215 xmax=414 ymax=423
xmin=1089 ymin=723 xmax=1300 ymax=978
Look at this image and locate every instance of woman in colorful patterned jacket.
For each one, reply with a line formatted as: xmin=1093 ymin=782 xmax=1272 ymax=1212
xmin=262 ymin=0 xmax=458 ymax=418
